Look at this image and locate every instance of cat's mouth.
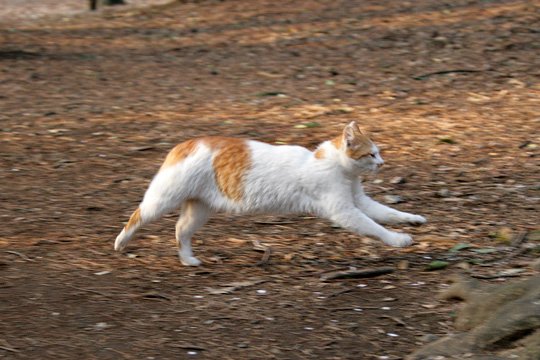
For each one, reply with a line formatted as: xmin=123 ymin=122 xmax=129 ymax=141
xmin=369 ymin=163 xmax=381 ymax=174
xmin=353 ymin=164 xmax=379 ymax=175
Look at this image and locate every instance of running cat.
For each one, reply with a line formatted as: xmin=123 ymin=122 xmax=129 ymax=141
xmin=114 ymin=121 xmax=426 ymax=266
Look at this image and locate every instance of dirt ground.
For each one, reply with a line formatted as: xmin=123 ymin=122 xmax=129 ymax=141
xmin=1 ymin=0 xmax=539 ymax=359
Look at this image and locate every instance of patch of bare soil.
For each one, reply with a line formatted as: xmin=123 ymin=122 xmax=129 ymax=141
xmin=0 ymin=0 xmax=538 ymax=359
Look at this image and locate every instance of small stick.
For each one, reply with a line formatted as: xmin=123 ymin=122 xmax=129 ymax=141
xmin=379 ymin=314 xmax=407 ymax=326
xmin=511 ymin=231 xmax=527 ymax=247
xmin=252 ymin=240 xmax=272 ymax=266
xmin=256 ymin=247 xmax=272 ymax=266
xmin=5 ymin=251 xmax=35 ymax=262
xmin=253 ymin=220 xmax=295 ymax=225
xmin=327 ymin=288 xmax=355 ymax=298
xmin=471 ymin=272 xmax=526 ymax=280
xmin=328 ymin=306 xmax=380 ymax=312
xmin=0 ymin=345 xmax=19 ymax=353
xmin=413 ymin=69 xmax=482 ymax=80
xmin=0 ymin=339 xmax=19 ymax=353
xmin=320 ymin=267 xmax=394 ymax=281
xmin=65 ymin=284 xmax=114 ymax=298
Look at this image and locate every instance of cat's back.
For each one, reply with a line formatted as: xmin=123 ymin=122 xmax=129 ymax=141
xmin=151 ymin=136 xmax=318 ymax=213
xmin=247 ymin=139 xmax=311 ymax=167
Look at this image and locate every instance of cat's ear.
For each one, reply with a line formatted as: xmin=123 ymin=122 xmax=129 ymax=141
xmin=343 ymin=121 xmax=357 ymax=148
xmin=355 ymin=122 xmax=365 ymax=135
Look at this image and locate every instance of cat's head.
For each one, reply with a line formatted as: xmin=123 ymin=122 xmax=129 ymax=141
xmin=335 ymin=121 xmax=384 ymax=174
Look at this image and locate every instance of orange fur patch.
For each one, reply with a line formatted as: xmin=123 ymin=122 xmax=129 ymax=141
xmin=125 ymin=207 xmax=141 ymax=231
xmin=205 ymin=137 xmax=250 ymax=201
xmin=347 ymin=134 xmax=373 ymax=159
xmin=331 ymin=135 xmax=342 ymax=150
xmin=332 ymin=127 xmax=373 ymax=159
xmin=314 ymin=148 xmax=325 ymax=159
xmin=161 ymin=139 xmax=198 ymax=169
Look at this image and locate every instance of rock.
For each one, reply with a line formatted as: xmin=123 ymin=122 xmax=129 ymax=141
xmin=436 ymin=188 xmax=451 ymax=197
xmin=397 ymin=260 xmax=409 ymax=270
xmin=384 ymin=195 xmax=403 ymax=204
xmin=419 ymin=334 xmax=439 ymax=343
xmin=408 ymin=275 xmax=540 ymax=360
xmin=92 ymin=322 xmax=110 ymax=331
xmin=390 ymin=176 xmax=406 ymax=184
xmin=438 ymin=136 xmax=457 ymax=144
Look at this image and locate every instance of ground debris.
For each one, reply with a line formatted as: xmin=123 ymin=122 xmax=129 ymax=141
xmin=408 ymin=274 xmax=540 ymax=360
xmin=0 ymin=0 xmax=538 ymax=358
xmin=206 ymin=279 xmax=266 ymax=295
xmin=320 ymin=267 xmax=394 ymax=281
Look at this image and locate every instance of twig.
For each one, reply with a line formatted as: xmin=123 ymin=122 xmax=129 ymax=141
xmin=5 ymin=251 xmax=35 ymax=262
xmin=171 ymin=344 xmax=206 ymax=351
xmin=206 ymin=279 xmax=267 ymax=295
xmin=0 ymin=345 xmax=19 ymax=353
xmin=104 ymin=347 xmax=132 ymax=359
xmin=485 ymin=233 xmax=531 ymax=264
xmin=320 ymin=267 xmax=394 ymax=281
xmin=253 ymin=220 xmax=295 ymax=225
xmin=252 ymin=239 xmax=272 ymax=266
xmin=471 ymin=273 xmax=525 ymax=280
xmin=511 ymin=231 xmax=527 ymax=247
xmin=379 ymin=314 xmax=407 ymax=326
xmin=256 ymin=247 xmax=272 ymax=267
xmin=413 ymin=69 xmax=482 ymax=80
xmin=327 ymin=288 xmax=355 ymax=298
xmin=65 ymin=284 xmax=115 ymax=298
xmin=328 ymin=306 xmax=380 ymax=312
xmin=0 ymin=339 xmax=19 ymax=353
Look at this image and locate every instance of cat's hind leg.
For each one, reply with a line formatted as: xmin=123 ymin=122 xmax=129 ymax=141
xmin=176 ymin=200 xmax=211 ymax=266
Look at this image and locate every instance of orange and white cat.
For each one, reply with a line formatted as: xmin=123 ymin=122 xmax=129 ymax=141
xmin=114 ymin=121 xmax=426 ymax=266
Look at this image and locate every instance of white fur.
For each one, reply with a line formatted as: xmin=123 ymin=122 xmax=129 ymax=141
xmin=114 ymin=123 xmax=426 ymax=265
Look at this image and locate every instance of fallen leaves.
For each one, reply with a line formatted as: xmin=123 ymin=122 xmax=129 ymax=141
xmin=206 ymin=279 xmax=266 ymax=295
xmin=1 ymin=0 xmax=538 ymax=359
xmin=425 ymin=260 xmax=449 ymax=271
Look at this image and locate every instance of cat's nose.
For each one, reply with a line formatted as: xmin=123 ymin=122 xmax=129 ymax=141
xmin=377 ymin=161 xmax=384 ymax=168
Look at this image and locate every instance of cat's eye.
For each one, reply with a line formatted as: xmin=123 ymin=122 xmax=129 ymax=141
xmin=369 ymin=153 xmax=376 ymax=158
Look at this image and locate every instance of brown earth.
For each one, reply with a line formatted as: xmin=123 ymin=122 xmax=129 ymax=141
xmin=0 ymin=0 xmax=539 ymax=359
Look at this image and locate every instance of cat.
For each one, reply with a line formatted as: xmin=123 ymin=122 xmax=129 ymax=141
xmin=114 ymin=121 xmax=426 ymax=266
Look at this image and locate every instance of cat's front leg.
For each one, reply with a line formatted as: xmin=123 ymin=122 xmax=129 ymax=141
xmin=327 ymin=207 xmax=413 ymax=247
xmin=353 ymin=183 xmax=426 ymax=225
xmin=359 ymin=195 xmax=426 ymax=225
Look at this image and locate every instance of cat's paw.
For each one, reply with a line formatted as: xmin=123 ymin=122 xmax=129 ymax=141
xmin=180 ymin=256 xmax=202 ymax=266
xmin=407 ymin=214 xmax=427 ymax=225
xmin=179 ymin=252 xmax=202 ymax=266
xmin=384 ymin=232 xmax=413 ymax=247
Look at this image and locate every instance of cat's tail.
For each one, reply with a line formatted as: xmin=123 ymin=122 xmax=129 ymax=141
xmin=114 ymin=187 xmax=179 ymax=251
xmin=114 ymin=207 xmax=144 ymax=251
xmin=114 ymin=153 xmax=195 ymax=252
